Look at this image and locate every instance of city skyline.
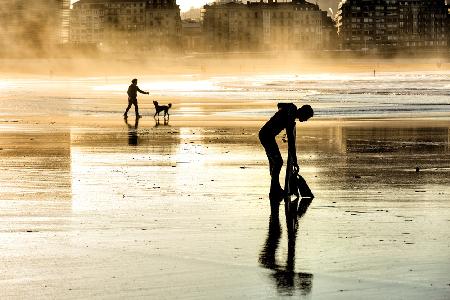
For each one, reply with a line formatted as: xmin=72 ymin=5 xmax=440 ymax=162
xmin=70 ymin=0 xmax=210 ymax=11
xmin=69 ymin=0 xmax=341 ymax=13
xmin=65 ymin=0 xmax=449 ymax=54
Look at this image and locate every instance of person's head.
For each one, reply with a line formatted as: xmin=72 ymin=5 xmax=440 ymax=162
xmin=131 ymin=78 xmax=138 ymax=85
xmin=297 ymin=105 xmax=314 ymax=122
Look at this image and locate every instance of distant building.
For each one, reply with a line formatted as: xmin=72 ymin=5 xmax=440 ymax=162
xmin=322 ymin=12 xmax=338 ymax=50
xmin=182 ymin=19 xmax=204 ymax=52
xmin=448 ymin=6 xmax=450 ymax=49
xmin=202 ymin=0 xmax=331 ymax=52
xmin=336 ymin=0 xmax=448 ymax=52
xmin=70 ymin=0 xmax=182 ymax=52
xmin=0 ymin=0 xmax=70 ymax=57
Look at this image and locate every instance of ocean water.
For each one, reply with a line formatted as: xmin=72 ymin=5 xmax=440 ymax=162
xmin=1 ymin=71 xmax=449 ymax=119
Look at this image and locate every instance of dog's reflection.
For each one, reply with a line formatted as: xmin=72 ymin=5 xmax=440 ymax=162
xmin=124 ymin=117 xmax=139 ymax=146
xmin=154 ymin=117 xmax=170 ymax=127
xmin=259 ymin=208 xmax=313 ymax=296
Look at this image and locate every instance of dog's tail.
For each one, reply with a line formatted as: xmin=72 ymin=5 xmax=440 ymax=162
xmin=168 ymin=104 xmax=172 ymax=108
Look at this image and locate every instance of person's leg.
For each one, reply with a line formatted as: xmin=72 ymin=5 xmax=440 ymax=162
xmin=134 ymin=99 xmax=140 ymax=117
xmin=259 ymin=133 xmax=283 ymax=198
xmin=124 ymin=98 xmax=132 ymax=117
xmin=267 ymin=143 xmax=283 ymax=194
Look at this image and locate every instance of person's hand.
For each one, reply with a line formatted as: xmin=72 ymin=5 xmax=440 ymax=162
xmin=146 ymin=92 xmax=150 ymax=95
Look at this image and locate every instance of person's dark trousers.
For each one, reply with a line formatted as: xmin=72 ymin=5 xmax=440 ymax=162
xmin=259 ymin=131 xmax=283 ymax=196
xmin=124 ymin=97 xmax=139 ymax=117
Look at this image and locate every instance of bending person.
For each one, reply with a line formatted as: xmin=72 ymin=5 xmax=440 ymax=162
xmin=259 ymin=103 xmax=314 ymax=202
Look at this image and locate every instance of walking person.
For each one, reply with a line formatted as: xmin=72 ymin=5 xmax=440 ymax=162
xmin=124 ymin=78 xmax=149 ymax=119
xmin=259 ymin=103 xmax=314 ymax=202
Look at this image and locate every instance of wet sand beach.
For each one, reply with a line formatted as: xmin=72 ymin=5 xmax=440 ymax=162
xmin=1 ymin=73 xmax=450 ymax=299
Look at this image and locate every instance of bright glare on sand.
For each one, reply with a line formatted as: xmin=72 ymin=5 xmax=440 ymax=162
xmin=0 ymin=80 xmax=10 ymax=90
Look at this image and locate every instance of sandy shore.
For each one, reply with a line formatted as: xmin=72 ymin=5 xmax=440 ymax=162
xmin=1 ymin=70 xmax=450 ymax=298
xmin=1 ymin=113 xmax=450 ymax=299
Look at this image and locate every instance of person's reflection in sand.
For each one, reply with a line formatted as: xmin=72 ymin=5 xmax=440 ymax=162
xmin=259 ymin=195 xmax=314 ymax=296
xmin=125 ymin=117 xmax=140 ymax=146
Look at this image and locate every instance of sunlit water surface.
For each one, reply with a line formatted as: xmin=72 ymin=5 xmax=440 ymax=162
xmin=1 ymin=71 xmax=449 ymax=118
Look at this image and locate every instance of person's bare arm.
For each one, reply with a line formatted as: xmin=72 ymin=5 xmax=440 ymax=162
xmin=287 ymin=122 xmax=298 ymax=171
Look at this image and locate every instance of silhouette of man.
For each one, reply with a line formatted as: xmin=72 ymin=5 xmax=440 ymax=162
xmin=124 ymin=78 xmax=149 ymax=119
xmin=259 ymin=103 xmax=314 ymax=202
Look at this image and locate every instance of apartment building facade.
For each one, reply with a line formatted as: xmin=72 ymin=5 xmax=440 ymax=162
xmin=70 ymin=0 xmax=182 ymax=52
xmin=182 ymin=20 xmax=204 ymax=52
xmin=336 ymin=0 xmax=448 ymax=51
xmin=202 ymin=0 xmax=330 ymax=52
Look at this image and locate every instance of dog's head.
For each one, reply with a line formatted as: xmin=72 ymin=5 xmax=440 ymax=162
xmin=153 ymin=101 xmax=158 ymax=106
xmin=168 ymin=104 xmax=172 ymax=108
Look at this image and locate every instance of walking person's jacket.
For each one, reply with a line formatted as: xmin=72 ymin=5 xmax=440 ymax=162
xmin=127 ymin=84 xmax=147 ymax=98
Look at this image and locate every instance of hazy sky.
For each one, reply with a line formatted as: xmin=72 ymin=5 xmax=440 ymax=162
xmin=178 ymin=0 xmax=209 ymax=12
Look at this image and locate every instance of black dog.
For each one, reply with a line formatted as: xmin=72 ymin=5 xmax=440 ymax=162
xmin=153 ymin=101 xmax=172 ymax=118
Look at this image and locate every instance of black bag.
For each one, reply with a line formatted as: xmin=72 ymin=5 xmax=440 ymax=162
xmin=288 ymin=171 xmax=314 ymax=200
xmin=296 ymin=173 xmax=314 ymax=199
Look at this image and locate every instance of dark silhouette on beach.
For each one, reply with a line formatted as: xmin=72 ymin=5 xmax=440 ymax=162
xmin=259 ymin=103 xmax=315 ymax=295
xmin=153 ymin=101 xmax=172 ymax=120
xmin=259 ymin=195 xmax=314 ymax=296
xmin=124 ymin=78 xmax=149 ymax=119
xmin=259 ymin=103 xmax=314 ymax=203
xmin=125 ymin=116 xmax=140 ymax=146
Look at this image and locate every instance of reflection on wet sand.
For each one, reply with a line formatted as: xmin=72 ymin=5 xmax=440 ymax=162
xmin=154 ymin=117 xmax=170 ymax=128
xmin=259 ymin=209 xmax=313 ymax=297
xmin=342 ymin=127 xmax=450 ymax=154
xmin=0 ymin=131 xmax=71 ymax=202
xmin=295 ymin=126 xmax=450 ymax=195
xmin=297 ymin=126 xmax=450 ymax=155
xmin=125 ymin=117 xmax=140 ymax=146
xmin=69 ymin=123 xmax=181 ymax=212
xmin=1 ymin=122 xmax=450 ymax=298
xmin=260 ymin=174 xmax=315 ymax=298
